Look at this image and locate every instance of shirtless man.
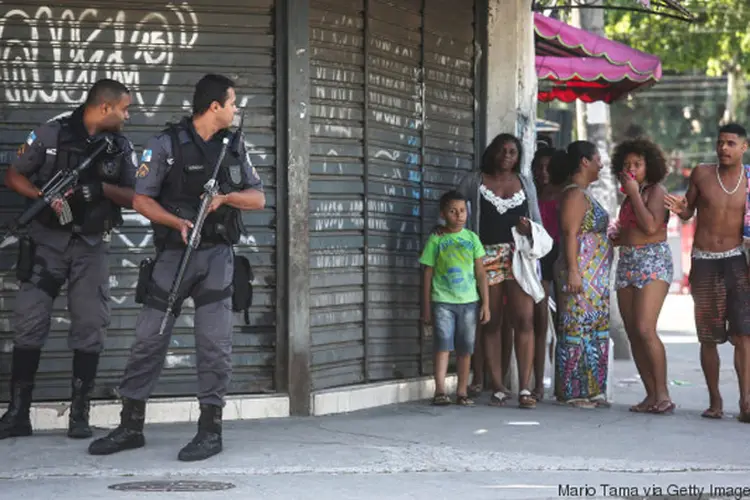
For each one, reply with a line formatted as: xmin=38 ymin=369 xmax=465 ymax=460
xmin=665 ymin=123 xmax=750 ymax=422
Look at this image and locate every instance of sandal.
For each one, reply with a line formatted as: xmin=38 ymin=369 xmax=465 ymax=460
xmin=701 ymin=408 xmax=723 ymax=419
xmin=648 ymin=400 xmax=675 ymax=415
xmin=567 ymin=399 xmax=597 ymax=409
xmin=456 ymin=395 xmax=475 ymax=407
xmin=518 ymin=389 xmax=537 ymax=409
xmin=489 ymin=391 xmax=511 ymax=406
xmin=629 ymin=399 xmax=652 ymax=413
xmin=737 ymin=402 xmax=750 ymax=423
xmin=468 ymin=384 xmax=483 ymax=398
xmin=431 ymin=394 xmax=451 ymax=406
xmin=589 ymin=395 xmax=610 ymax=408
xmin=531 ymin=389 xmax=544 ymax=401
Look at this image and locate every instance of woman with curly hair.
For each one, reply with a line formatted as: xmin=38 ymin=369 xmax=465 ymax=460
xmin=611 ymin=137 xmax=675 ymax=414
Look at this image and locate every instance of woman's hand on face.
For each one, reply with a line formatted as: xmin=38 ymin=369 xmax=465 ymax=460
xmin=619 ymin=172 xmax=639 ymax=197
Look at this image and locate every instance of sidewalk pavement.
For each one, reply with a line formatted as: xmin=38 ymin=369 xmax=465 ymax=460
xmin=1 ymin=295 xmax=749 ymax=499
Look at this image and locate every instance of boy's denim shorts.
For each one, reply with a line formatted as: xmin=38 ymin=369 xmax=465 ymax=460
xmin=432 ymin=302 xmax=478 ymax=355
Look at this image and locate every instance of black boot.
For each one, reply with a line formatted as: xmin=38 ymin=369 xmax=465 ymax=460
xmin=0 ymin=381 xmax=34 ymax=439
xmin=177 ymin=404 xmax=223 ymax=462
xmin=0 ymin=347 xmax=41 ymax=440
xmin=87 ymin=397 xmax=146 ymax=455
xmin=68 ymin=350 xmax=99 ymax=439
xmin=67 ymin=378 xmax=94 ymax=439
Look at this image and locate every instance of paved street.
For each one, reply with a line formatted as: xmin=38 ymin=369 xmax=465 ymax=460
xmin=1 ymin=295 xmax=749 ymax=499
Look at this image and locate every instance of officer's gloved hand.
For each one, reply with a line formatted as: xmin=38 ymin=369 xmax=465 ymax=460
xmin=74 ymin=182 xmax=104 ymax=203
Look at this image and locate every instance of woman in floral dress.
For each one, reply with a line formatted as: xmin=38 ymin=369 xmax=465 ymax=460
xmin=553 ymin=141 xmax=614 ymax=408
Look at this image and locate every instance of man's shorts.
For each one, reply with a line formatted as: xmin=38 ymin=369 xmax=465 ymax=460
xmin=432 ymin=302 xmax=478 ymax=355
xmin=690 ymin=248 xmax=750 ymax=344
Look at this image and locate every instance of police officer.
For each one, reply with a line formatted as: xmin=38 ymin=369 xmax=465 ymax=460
xmin=0 ymin=79 xmax=137 ymax=440
xmin=88 ymin=74 xmax=265 ymax=462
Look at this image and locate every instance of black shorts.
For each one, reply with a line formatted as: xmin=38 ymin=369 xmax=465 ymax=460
xmin=690 ymin=253 xmax=750 ymax=344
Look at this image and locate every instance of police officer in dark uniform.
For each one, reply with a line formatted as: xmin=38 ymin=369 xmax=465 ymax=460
xmin=0 ymin=79 xmax=137 ymax=440
xmin=88 ymin=74 xmax=265 ymax=462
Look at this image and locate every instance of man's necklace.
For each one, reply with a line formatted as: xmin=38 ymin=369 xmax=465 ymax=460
xmin=716 ymin=165 xmax=743 ymax=195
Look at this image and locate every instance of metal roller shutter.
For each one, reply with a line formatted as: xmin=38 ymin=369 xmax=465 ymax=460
xmin=309 ymin=0 xmax=477 ymax=389
xmin=420 ymin=0 xmax=477 ymax=374
xmin=0 ymin=0 xmax=277 ymax=401
xmin=309 ymin=0 xmax=367 ymax=390
xmin=365 ymin=0 xmax=424 ymax=381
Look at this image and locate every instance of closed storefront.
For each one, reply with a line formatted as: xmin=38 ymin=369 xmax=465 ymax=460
xmin=0 ymin=0 xmax=278 ymax=401
xmin=309 ymin=0 xmax=478 ymax=390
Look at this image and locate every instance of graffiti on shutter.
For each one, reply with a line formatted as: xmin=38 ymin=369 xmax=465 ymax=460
xmin=0 ymin=0 xmax=277 ymax=401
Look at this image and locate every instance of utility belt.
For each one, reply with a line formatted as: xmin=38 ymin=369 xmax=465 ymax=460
xmin=134 ymin=248 xmax=254 ymax=325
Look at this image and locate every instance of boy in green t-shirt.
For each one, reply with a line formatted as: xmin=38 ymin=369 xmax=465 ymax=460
xmin=420 ymin=190 xmax=490 ymax=406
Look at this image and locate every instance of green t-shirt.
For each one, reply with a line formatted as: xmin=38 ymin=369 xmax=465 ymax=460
xmin=419 ymin=229 xmax=486 ymax=304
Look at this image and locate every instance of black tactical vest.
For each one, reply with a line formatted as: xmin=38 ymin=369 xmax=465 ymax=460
xmin=152 ymin=119 xmax=246 ymax=250
xmin=33 ymin=107 xmax=125 ymax=234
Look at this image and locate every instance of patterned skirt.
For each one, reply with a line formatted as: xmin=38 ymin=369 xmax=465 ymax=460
xmin=482 ymin=243 xmax=514 ymax=286
xmin=554 ymin=233 xmax=613 ymax=402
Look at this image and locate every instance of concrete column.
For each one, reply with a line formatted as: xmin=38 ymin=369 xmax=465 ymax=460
xmin=484 ymin=0 xmax=538 ymax=392
xmin=485 ymin=0 xmax=537 ymax=177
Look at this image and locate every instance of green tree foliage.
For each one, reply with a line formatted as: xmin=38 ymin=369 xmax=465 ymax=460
xmin=605 ymin=1 xmax=749 ymax=180
xmin=606 ymin=1 xmax=749 ymax=76
xmin=606 ymin=0 xmax=749 ymax=122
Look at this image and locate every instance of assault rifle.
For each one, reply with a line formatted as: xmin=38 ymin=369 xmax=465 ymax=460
xmin=0 ymin=134 xmax=115 ymax=249
xmin=158 ymin=112 xmax=245 ymax=335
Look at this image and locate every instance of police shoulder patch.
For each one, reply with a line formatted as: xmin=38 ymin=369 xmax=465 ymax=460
xmin=16 ymin=143 xmax=27 ymax=158
xmin=229 ymin=164 xmax=243 ymax=184
xmin=26 ymin=130 xmax=37 ymax=146
xmin=141 ymin=149 xmax=153 ymax=163
xmin=136 ymin=163 xmax=150 ymax=178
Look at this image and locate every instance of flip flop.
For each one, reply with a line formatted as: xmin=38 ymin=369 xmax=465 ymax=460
xmin=518 ymin=389 xmax=537 ymax=409
xmin=567 ymin=399 xmax=597 ymax=409
xmin=488 ymin=391 xmax=511 ymax=407
xmin=629 ymin=401 xmax=651 ymax=413
xmin=648 ymin=400 xmax=675 ymax=415
xmin=701 ymin=408 xmax=723 ymax=419
xmin=589 ymin=395 xmax=610 ymax=408
xmin=455 ymin=395 xmax=475 ymax=407
xmin=431 ymin=394 xmax=451 ymax=406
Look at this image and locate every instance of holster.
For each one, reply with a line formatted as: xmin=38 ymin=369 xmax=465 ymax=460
xmin=16 ymin=235 xmax=36 ymax=282
xmin=232 ymin=254 xmax=254 ymax=325
xmin=135 ymin=258 xmax=155 ymax=304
